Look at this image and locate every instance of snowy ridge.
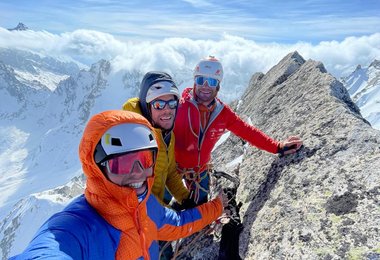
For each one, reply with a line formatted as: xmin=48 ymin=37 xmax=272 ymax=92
xmin=0 ymin=47 xmax=79 ymax=91
xmin=0 ymin=175 xmax=85 ymax=258
xmin=14 ymin=68 xmax=70 ymax=91
xmin=342 ymin=59 xmax=380 ymax=129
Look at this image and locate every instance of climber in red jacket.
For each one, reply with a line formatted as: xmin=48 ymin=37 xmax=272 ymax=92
xmin=174 ymin=56 xmax=303 ymax=205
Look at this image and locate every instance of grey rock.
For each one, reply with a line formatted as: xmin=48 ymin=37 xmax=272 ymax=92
xmin=192 ymin=51 xmax=380 ymax=260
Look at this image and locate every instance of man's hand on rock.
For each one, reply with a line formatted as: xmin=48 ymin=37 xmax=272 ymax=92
xmin=278 ymin=136 xmax=303 ymax=155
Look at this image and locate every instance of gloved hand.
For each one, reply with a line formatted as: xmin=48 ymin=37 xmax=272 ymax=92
xmin=278 ymin=136 xmax=303 ymax=156
xmin=181 ymin=197 xmax=197 ymax=209
xmin=170 ymin=196 xmax=197 ymax=211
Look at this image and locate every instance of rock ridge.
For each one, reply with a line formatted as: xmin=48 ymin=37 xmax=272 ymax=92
xmin=207 ymin=52 xmax=380 ymax=260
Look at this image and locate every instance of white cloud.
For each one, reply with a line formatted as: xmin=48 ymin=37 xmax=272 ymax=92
xmin=0 ymin=28 xmax=126 ymax=64
xmin=294 ymin=33 xmax=380 ymax=77
xmin=1 ymin=27 xmax=379 ymax=80
xmin=180 ymin=0 xmax=215 ymax=8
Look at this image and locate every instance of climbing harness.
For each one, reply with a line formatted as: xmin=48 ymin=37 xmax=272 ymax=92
xmin=177 ymin=165 xmax=211 ymax=204
xmin=159 ymin=169 xmax=242 ymax=260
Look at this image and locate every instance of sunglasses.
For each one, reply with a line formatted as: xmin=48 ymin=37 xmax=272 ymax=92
xmin=101 ymin=149 xmax=155 ymax=175
xmin=151 ymin=99 xmax=178 ymax=110
xmin=195 ymin=76 xmax=219 ymax=88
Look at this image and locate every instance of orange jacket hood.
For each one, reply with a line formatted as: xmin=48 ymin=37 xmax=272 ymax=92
xmin=79 ymin=110 xmax=156 ymax=224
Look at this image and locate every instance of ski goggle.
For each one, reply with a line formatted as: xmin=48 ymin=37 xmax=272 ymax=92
xmin=151 ymin=99 xmax=178 ymax=110
xmin=101 ymin=149 xmax=155 ymax=175
xmin=195 ymin=76 xmax=219 ymax=87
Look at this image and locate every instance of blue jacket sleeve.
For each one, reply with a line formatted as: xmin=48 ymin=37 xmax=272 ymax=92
xmin=146 ymin=194 xmax=222 ymax=241
xmin=10 ymin=217 xmax=84 ymax=260
xmin=10 ymin=196 xmax=120 ymax=260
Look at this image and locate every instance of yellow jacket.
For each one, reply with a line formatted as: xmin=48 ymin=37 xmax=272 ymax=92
xmin=122 ymin=97 xmax=189 ymax=204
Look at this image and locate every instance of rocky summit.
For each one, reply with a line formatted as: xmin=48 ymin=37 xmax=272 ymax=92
xmin=206 ymin=52 xmax=380 ymax=260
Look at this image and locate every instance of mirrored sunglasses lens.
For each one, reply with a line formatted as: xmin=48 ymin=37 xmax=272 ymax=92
xmin=107 ymin=156 xmax=132 ymax=174
xmin=152 ymin=100 xmax=166 ymax=110
xmin=195 ymin=76 xmax=218 ymax=87
xmin=136 ymin=150 xmax=154 ymax=168
xmin=195 ymin=76 xmax=203 ymax=85
xmin=168 ymin=100 xmax=178 ymax=109
xmin=207 ymin=78 xmax=218 ymax=87
xmin=106 ymin=150 xmax=154 ymax=174
xmin=152 ymin=100 xmax=177 ymax=110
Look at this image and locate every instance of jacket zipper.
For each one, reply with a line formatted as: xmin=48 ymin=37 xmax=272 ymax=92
xmin=189 ymin=98 xmax=223 ymax=167
xmin=135 ymin=208 xmax=149 ymax=259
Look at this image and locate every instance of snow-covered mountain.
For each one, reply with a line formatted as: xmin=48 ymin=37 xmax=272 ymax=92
xmin=0 ymin=49 xmax=143 ymax=258
xmin=0 ymin=47 xmax=81 ymax=91
xmin=342 ymin=60 xmax=380 ymax=129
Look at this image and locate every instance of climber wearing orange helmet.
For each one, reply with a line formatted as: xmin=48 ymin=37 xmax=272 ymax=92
xmin=174 ymin=56 xmax=303 ymax=205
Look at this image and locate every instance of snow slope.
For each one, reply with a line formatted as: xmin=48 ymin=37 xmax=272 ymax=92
xmin=342 ymin=60 xmax=380 ymax=129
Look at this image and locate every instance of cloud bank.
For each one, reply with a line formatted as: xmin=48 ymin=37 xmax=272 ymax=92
xmin=1 ymin=27 xmax=380 ymax=80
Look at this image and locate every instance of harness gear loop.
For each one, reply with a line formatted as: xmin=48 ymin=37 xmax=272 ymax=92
xmin=177 ymin=164 xmax=212 ymax=203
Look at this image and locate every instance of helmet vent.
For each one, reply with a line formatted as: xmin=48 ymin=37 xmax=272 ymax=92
xmin=149 ymin=134 xmax=154 ymax=141
xmin=111 ymin=138 xmax=122 ymax=146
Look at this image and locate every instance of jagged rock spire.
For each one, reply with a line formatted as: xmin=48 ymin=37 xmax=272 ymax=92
xmin=8 ymin=22 xmax=29 ymax=31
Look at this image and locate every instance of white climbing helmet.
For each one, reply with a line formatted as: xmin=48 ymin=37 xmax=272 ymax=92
xmin=193 ymin=56 xmax=224 ymax=82
xmin=94 ymin=123 xmax=157 ymax=164
xmin=146 ymin=81 xmax=180 ymax=103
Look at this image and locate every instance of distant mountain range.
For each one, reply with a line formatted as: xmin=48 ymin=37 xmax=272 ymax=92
xmin=342 ymin=60 xmax=380 ymax=129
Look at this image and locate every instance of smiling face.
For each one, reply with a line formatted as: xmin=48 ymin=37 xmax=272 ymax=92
xmin=194 ymin=80 xmax=219 ymax=105
xmin=101 ymin=149 xmax=156 ymax=195
xmin=150 ymin=94 xmax=177 ymax=130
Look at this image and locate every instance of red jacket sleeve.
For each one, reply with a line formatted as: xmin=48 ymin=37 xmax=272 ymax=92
xmin=224 ymin=105 xmax=280 ymax=154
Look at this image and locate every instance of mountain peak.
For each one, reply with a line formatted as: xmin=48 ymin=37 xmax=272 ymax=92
xmin=355 ymin=64 xmax=362 ymax=71
xmin=8 ymin=22 xmax=29 ymax=31
xmin=288 ymin=51 xmax=305 ymax=64
xmin=369 ymin=59 xmax=380 ymax=69
xmin=257 ymin=51 xmax=306 ymax=89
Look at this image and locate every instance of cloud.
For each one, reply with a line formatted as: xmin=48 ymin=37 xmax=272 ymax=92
xmin=0 ymin=27 xmax=126 ymax=64
xmin=294 ymin=33 xmax=380 ymax=77
xmin=1 ymin=26 xmax=379 ymax=81
xmin=2 ymin=1 xmax=379 ymax=43
xmin=180 ymin=0 xmax=215 ymax=8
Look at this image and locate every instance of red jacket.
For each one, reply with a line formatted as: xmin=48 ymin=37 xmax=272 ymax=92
xmin=174 ymin=88 xmax=280 ymax=171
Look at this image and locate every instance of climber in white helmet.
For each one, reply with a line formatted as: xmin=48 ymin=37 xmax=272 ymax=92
xmin=174 ymin=55 xmax=303 ymax=206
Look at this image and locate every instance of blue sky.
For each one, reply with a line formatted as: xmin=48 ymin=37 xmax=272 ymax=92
xmin=0 ymin=0 xmax=380 ymax=80
xmin=1 ymin=0 xmax=380 ymax=43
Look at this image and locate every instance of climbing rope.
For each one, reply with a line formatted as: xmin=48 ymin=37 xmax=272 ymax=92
xmin=160 ymin=169 xmax=242 ymax=260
